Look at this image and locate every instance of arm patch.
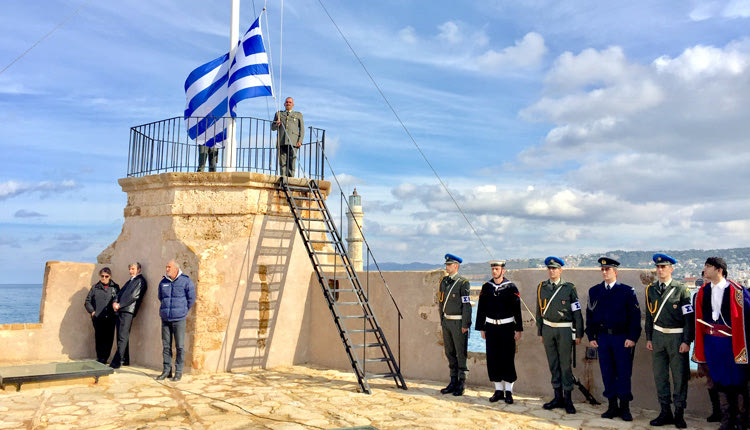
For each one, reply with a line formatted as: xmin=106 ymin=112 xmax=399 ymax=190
xmin=571 ymin=301 xmax=581 ymax=311
xmin=681 ymin=304 xmax=694 ymax=315
xmin=461 ymin=296 xmax=471 ymax=303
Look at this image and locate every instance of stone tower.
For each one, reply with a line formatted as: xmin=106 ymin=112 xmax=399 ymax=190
xmin=346 ymin=188 xmax=364 ymax=271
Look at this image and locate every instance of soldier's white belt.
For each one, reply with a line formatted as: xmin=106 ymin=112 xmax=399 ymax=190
xmin=486 ymin=317 xmax=515 ymax=325
xmin=543 ymin=319 xmax=573 ymax=328
xmin=444 ymin=315 xmax=462 ymax=320
xmin=654 ymin=325 xmax=683 ymax=334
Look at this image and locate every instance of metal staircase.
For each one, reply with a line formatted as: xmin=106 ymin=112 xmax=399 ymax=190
xmin=278 ymin=178 xmax=407 ymax=394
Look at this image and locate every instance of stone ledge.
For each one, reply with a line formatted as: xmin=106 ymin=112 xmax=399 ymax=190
xmin=0 ymin=323 xmax=42 ymax=331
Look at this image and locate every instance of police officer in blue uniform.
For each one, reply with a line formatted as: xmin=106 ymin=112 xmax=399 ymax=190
xmin=585 ymin=257 xmax=641 ymax=421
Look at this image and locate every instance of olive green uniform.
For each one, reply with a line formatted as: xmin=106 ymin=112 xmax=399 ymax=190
xmin=644 ymin=280 xmax=694 ymax=409
xmin=439 ymin=273 xmax=472 ymax=382
xmin=271 ymin=110 xmax=304 ymax=177
xmin=536 ymin=279 xmax=584 ymax=391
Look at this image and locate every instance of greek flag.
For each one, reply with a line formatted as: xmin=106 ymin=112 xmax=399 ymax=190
xmin=184 ymin=17 xmax=273 ymax=148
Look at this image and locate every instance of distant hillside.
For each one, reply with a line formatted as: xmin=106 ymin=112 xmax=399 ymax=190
xmin=379 ymin=247 xmax=750 ymax=281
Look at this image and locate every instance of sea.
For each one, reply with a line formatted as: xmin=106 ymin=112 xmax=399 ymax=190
xmin=0 ymin=284 xmax=43 ymax=324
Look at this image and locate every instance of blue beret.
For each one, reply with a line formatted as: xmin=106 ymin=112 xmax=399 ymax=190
xmin=653 ymin=253 xmax=676 ymax=266
xmin=444 ymin=253 xmax=462 ymax=264
xmin=544 ymin=256 xmax=565 ymax=268
xmin=598 ymin=257 xmax=620 ymax=268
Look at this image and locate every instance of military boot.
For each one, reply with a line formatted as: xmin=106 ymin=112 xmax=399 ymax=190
xmin=620 ymin=399 xmax=633 ymax=422
xmin=673 ymin=407 xmax=686 ymax=429
xmin=440 ymin=377 xmax=457 ymax=394
xmin=563 ymin=390 xmax=576 ymax=414
xmin=543 ymin=387 xmax=564 ymax=410
xmin=452 ymin=379 xmax=465 ymax=396
xmin=504 ymin=391 xmax=513 ymax=404
xmin=489 ymin=390 xmax=504 ymax=403
xmin=649 ymin=404 xmax=674 ymax=426
xmin=601 ymin=397 xmax=620 ymax=419
xmin=708 ymin=388 xmax=721 ymax=422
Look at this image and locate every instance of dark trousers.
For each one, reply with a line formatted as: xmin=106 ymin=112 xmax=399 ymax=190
xmin=161 ymin=319 xmax=186 ymax=374
xmin=198 ymin=145 xmax=218 ymax=172
xmin=111 ymin=312 xmax=134 ymax=367
xmin=278 ymin=145 xmax=297 ymax=177
xmin=485 ymin=323 xmax=517 ymax=382
xmin=92 ymin=316 xmax=116 ymax=364
xmin=542 ymin=325 xmax=575 ymax=391
xmin=651 ymin=331 xmax=689 ymax=408
xmin=441 ymin=319 xmax=469 ymax=381
xmin=598 ymin=333 xmax=635 ymax=401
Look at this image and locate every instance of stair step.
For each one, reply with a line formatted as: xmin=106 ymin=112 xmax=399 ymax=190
xmin=301 ymin=228 xmax=330 ymax=233
xmin=289 ymin=196 xmax=322 ymax=202
xmin=352 ymin=343 xmax=384 ymax=349
xmin=364 ymin=357 xmax=390 ymax=363
xmin=365 ymin=373 xmax=399 ymax=379
xmin=348 ymin=329 xmax=378 ymax=333
xmin=334 ymin=301 xmax=362 ymax=306
xmin=338 ymin=315 xmax=374 ymax=319
xmin=328 ymin=288 xmax=358 ymax=292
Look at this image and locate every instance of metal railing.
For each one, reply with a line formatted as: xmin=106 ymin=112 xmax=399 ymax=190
xmin=127 ymin=116 xmax=325 ymax=179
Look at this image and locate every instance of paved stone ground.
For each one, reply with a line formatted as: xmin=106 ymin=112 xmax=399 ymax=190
xmin=0 ymin=365 xmax=716 ymax=429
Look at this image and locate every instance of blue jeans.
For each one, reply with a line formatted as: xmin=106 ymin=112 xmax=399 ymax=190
xmin=161 ymin=319 xmax=186 ymax=374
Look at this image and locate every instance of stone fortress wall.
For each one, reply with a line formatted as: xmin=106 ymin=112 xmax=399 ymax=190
xmin=0 ymin=173 xmax=712 ymax=416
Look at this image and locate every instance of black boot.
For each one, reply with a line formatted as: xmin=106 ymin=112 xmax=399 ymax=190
xmin=489 ymin=390 xmax=504 ymax=402
xmin=440 ymin=377 xmax=457 ymax=394
xmin=452 ymin=380 xmax=465 ymax=396
xmin=155 ymin=369 xmax=172 ymax=380
xmin=649 ymin=403 xmax=674 ymax=426
xmin=673 ymin=407 xmax=686 ymax=429
xmin=601 ymin=397 xmax=620 ymax=419
xmin=620 ymin=399 xmax=632 ymax=422
xmin=504 ymin=391 xmax=513 ymax=404
xmin=563 ymin=390 xmax=576 ymax=414
xmin=708 ymin=388 xmax=721 ymax=422
xmin=543 ymin=387 xmax=564 ymax=410
xmin=171 ymin=372 xmax=182 ymax=382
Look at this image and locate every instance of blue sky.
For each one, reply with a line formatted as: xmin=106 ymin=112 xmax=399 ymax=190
xmin=2 ymin=0 xmax=750 ymax=282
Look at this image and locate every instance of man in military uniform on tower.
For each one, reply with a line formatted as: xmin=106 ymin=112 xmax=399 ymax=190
xmin=475 ymin=260 xmax=523 ymax=404
xmin=537 ymin=256 xmax=584 ymax=414
xmin=586 ymin=257 xmax=641 ymax=422
xmin=644 ymin=253 xmax=694 ymax=428
xmin=438 ymin=253 xmax=472 ymax=396
xmin=271 ymin=97 xmax=304 ymax=177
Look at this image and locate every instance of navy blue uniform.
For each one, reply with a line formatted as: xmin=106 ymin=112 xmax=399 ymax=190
xmin=586 ymin=281 xmax=642 ymax=401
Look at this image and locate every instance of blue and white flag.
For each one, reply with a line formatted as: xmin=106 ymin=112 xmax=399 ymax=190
xmin=184 ymin=17 xmax=273 ymax=148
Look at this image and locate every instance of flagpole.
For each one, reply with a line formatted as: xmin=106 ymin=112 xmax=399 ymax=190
xmin=225 ymin=0 xmax=240 ymax=172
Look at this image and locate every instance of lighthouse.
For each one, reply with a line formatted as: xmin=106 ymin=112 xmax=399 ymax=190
xmin=346 ymin=188 xmax=364 ymax=271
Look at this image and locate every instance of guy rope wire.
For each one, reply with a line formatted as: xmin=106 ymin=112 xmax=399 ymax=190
xmin=316 ymin=0 xmax=536 ymax=321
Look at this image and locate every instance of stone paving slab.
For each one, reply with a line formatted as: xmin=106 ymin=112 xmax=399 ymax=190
xmin=0 ymin=365 xmax=716 ymax=429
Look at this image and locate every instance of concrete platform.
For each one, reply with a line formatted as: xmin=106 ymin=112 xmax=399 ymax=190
xmin=0 ymin=365 xmax=716 ymax=429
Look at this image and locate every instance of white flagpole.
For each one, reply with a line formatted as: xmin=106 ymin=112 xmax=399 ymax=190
xmin=224 ymin=0 xmax=240 ymax=172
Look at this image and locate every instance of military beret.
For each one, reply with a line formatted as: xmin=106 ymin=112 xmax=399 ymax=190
xmin=444 ymin=253 xmax=462 ymax=264
xmin=490 ymin=260 xmax=506 ymax=267
xmin=598 ymin=257 xmax=620 ymax=268
xmin=653 ymin=253 xmax=677 ymax=266
xmin=544 ymin=256 xmax=565 ymax=268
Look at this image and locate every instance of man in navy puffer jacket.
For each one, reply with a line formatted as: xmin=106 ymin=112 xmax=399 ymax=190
xmin=156 ymin=260 xmax=196 ymax=382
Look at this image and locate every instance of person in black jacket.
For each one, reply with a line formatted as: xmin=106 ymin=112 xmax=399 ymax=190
xmin=586 ymin=257 xmax=642 ymax=422
xmin=475 ymin=260 xmax=523 ymax=404
xmin=110 ymin=262 xmax=148 ymax=369
xmin=84 ymin=267 xmax=120 ymax=364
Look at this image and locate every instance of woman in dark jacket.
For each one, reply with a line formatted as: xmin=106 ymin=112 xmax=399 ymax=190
xmin=84 ymin=267 xmax=120 ymax=363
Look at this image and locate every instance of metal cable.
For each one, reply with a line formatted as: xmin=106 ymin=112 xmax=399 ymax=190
xmin=0 ymin=0 xmax=96 ymax=77
xmin=315 ymin=0 xmax=495 ymax=260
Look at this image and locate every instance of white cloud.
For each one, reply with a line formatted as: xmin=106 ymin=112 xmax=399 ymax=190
xmin=690 ymin=0 xmax=750 ymax=20
xmin=0 ymin=180 xmax=79 ymax=201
